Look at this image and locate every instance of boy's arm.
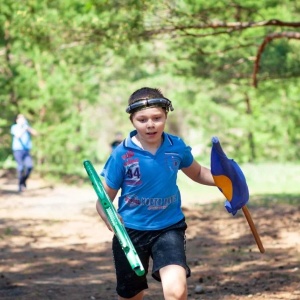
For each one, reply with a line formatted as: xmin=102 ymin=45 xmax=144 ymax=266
xmin=103 ymin=181 xmax=118 ymax=200
xmin=95 ymin=181 xmax=120 ymax=231
xmin=182 ymin=160 xmax=216 ymax=186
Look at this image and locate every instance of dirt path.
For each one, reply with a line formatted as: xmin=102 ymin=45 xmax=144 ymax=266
xmin=0 ymin=172 xmax=299 ymax=300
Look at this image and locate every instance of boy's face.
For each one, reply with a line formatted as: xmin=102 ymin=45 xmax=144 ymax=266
xmin=131 ymin=107 xmax=167 ymax=145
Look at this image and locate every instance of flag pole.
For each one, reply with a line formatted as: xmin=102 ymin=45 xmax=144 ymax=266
xmin=242 ymin=205 xmax=265 ymax=253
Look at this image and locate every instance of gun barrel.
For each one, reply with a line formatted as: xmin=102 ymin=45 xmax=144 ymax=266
xmin=83 ymin=160 xmax=145 ymax=276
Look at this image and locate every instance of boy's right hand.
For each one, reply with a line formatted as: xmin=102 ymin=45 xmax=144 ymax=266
xmin=96 ymin=202 xmax=112 ymax=231
xmin=96 ymin=201 xmax=123 ymax=231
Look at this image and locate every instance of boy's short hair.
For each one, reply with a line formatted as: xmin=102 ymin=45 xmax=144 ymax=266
xmin=126 ymin=87 xmax=174 ymax=115
xmin=128 ymin=87 xmax=165 ymax=105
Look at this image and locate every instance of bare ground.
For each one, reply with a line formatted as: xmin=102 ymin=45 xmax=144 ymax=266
xmin=0 ymin=170 xmax=299 ymax=300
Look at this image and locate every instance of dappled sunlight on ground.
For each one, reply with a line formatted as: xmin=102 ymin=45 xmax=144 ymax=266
xmin=0 ymin=171 xmax=299 ymax=299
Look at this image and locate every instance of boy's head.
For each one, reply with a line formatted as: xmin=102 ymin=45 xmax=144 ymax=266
xmin=126 ymin=87 xmax=174 ymax=119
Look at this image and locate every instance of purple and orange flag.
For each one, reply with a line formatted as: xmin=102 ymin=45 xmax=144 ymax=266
xmin=211 ymin=137 xmax=265 ymax=253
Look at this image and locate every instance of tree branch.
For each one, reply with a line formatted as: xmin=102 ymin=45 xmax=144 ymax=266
xmin=253 ymin=31 xmax=300 ymax=88
xmin=144 ymin=19 xmax=300 ymax=36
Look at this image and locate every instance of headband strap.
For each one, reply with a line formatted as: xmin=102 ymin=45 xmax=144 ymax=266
xmin=126 ymin=98 xmax=174 ymax=114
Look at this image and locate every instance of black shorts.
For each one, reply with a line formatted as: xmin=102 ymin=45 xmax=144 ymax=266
xmin=112 ymin=218 xmax=191 ymax=298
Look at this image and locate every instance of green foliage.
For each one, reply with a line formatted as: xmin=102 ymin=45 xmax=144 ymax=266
xmin=0 ymin=0 xmax=299 ymax=176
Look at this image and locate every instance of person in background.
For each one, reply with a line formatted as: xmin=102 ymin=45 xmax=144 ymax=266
xmin=96 ymin=87 xmax=216 ymax=300
xmin=10 ymin=114 xmax=38 ymax=192
xmin=110 ymin=132 xmax=124 ymax=152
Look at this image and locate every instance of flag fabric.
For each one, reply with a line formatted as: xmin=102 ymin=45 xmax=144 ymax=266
xmin=210 ymin=136 xmax=249 ymax=215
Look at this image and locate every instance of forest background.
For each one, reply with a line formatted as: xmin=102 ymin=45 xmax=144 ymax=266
xmin=0 ymin=0 xmax=299 ymax=179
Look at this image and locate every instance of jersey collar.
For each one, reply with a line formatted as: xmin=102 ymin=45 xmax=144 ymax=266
xmin=124 ymin=130 xmax=173 ymax=150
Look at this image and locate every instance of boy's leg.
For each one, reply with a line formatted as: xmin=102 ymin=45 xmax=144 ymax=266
xmin=160 ymin=265 xmax=187 ymax=300
xmin=112 ymin=235 xmax=149 ymax=299
xmin=151 ymin=220 xmax=190 ymax=300
xmin=118 ymin=290 xmax=144 ymax=300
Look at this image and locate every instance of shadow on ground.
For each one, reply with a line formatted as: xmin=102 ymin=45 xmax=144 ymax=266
xmin=0 ymin=188 xmax=299 ymax=299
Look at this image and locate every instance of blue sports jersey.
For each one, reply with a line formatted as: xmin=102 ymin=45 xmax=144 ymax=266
xmin=101 ymin=130 xmax=194 ymax=230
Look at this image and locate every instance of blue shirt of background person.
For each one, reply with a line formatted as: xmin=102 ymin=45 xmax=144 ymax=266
xmin=11 ymin=119 xmax=32 ymax=150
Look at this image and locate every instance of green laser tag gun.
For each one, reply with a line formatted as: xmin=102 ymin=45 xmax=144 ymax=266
xmin=83 ymin=160 xmax=145 ymax=276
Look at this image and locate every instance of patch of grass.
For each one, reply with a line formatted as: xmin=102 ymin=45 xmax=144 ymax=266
xmin=42 ymin=219 xmax=63 ymax=225
xmin=0 ymin=227 xmax=13 ymax=237
xmin=241 ymin=162 xmax=300 ymax=195
xmin=4 ymin=227 xmax=12 ymax=235
xmin=178 ymin=163 xmax=300 ymax=206
xmin=249 ymin=193 xmax=300 ymax=207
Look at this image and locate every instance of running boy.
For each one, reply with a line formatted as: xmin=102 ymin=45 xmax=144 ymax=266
xmin=96 ymin=87 xmax=216 ymax=300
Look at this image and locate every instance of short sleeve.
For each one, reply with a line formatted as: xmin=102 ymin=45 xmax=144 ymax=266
xmin=100 ymin=153 xmax=124 ymax=190
xmin=179 ymin=145 xmax=194 ymax=169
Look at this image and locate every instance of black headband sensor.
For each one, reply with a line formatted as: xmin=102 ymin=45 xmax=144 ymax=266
xmin=126 ymin=98 xmax=174 ymax=114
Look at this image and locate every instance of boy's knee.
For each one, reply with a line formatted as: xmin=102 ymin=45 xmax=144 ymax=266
xmin=162 ymin=284 xmax=187 ymax=300
xmin=160 ymin=265 xmax=187 ymax=300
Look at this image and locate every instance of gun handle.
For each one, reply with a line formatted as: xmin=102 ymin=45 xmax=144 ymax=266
xmin=242 ymin=206 xmax=265 ymax=253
